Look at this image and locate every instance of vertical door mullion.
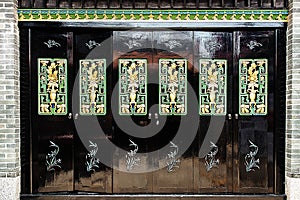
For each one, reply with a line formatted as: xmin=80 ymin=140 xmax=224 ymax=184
xmin=67 ymin=31 xmax=75 ymax=191
xmin=227 ymin=32 xmax=234 ymax=193
xmin=232 ymin=31 xmax=240 ymax=192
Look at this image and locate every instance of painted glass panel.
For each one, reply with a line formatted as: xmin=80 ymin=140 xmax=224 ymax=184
xmin=199 ymin=59 xmax=227 ymax=115
xmin=239 ymin=59 xmax=268 ymax=115
xmin=38 ymin=58 xmax=67 ymax=115
xmin=80 ymin=59 xmax=106 ymax=115
xmin=119 ymin=59 xmax=147 ymax=115
xmin=159 ymin=59 xmax=187 ymax=115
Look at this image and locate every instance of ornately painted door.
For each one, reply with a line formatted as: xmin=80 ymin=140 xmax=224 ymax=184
xmin=194 ymin=30 xmax=275 ymax=193
xmin=31 ymin=29 xmax=114 ymax=193
xmin=73 ymin=30 xmax=113 ymax=193
xmin=31 ymin=29 xmax=74 ymax=192
xmin=152 ymin=31 xmax=195 ymax=193
xmin=194 ymin=31 xmax=233 ymax=193
xmin=112 ymin=31 xmax=154 ymax=193
xmin=233 ymin=31 xmax=275 ymax=193
xmin=111 ymin=30 xmax=195 ymax=193
xmin=30 ymin=29 xmax=277 ymax=194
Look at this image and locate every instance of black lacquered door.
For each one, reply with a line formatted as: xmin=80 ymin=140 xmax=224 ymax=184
xmin=31 ymin=29 xmax=75 ymax=192
xmin=73 ymin=30 xmax=113 ymax=193
xmin=27 ymin=28 xmax=278 ymax=194
xmin=233 ymin=31 xmax=275 ymax=193
xmin=194 ymin=30 xmax=276 ymax=193
xmin=30 ymin=29 xmax=114 ymax=193
xmin=194 ymin=31 xmax=233 ymax=193
xmin=111 ymin=30 xmax=197 ymax=193
xmin=112 ymin=31 xmax=154 ymax=193
xmin=152 ymin=31 xmax=195 ymax=193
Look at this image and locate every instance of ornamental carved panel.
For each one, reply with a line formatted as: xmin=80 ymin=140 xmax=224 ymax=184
xmin=199 ymin=59 xmax=227 ymax=115
xmin=239 ymin=59 xmax=268 ymax=115
xmin=80 ymin=59 xmax=106 ymax=115
xmin=38 ymin=58 xmax=67 ymax=115
xmin=119 ymin=59 xmax=147 ymax=115
xmin=159 ymin=59 xmax=187 ymax=115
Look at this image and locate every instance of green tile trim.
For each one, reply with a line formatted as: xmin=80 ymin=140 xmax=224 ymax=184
xmin=199 ymin=59 xmax=227 ymax=116
xmin=159 ymin=58 xmax=187 ymax=116
xmin=119 ymin=59 xmax=147 ymax=116
xmin=38 ymin=58 xmax=68 ymax=115
xmin=80 ymin=59 xmax=106 ymax=115
xmin=18 ymin=9 xmax=288 ymax=22
xmin=239 ymin=59 xmax=268 ymax=116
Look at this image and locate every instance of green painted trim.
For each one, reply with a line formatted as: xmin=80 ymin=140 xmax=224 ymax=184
xmin=18 ymin=9 xmax=288 ymax=22
xmin=239 ymin=58 xmax=268 ymax=116
xmin=38 ymin=58 xmax=68 ymax=115
xmin=79 ymin=59 xmax=106 ymax=115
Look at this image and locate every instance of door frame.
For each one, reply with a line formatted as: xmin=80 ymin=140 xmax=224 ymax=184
xmin=19 ymin=23 xmax=286 ymax=197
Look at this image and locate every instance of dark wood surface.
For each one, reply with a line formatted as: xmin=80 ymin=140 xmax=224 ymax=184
xmin=20 ymin=28 xmax=285 ymax=196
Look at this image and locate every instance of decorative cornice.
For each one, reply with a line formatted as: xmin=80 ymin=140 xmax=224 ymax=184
xmin=18 ymin=9 xmax=288 ymax=22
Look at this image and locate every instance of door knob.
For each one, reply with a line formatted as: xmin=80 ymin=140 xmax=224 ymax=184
xmin=235 ymin=114 xmax=239 ymax=120
xmin=228 ymin=114 xmax=232 ymax=120
xmin=155 ymin=113 xmax=159 ymax=126
xmin=74 ymin=113 xmax=79 ymax=120
xmin=68 ymin=113 xmax=72 ymax=119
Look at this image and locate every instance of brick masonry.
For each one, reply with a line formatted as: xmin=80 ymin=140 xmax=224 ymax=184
xmin=286 ymin=0 xmax=300 ymax=198
xmin=0 ymin=0 xmax=20 ymax=199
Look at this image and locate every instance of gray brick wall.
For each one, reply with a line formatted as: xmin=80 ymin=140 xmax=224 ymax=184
xmin=0 ymin=0 xmax=20 ymax=200
xmin=286 ymin=0 xmax=300 ymax=178
xmin=0 ymin=0 xmax=20 ymax=199
xmin=0 ymin=0 xmax=21 ymax=194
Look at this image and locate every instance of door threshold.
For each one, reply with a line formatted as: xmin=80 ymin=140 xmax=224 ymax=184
xmin=21 ymin=194 xmax=286 ymax=200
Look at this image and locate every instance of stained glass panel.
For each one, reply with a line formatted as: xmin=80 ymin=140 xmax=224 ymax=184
xmin=80 ymin=59 xmax=106 ymax=115
xmin=159 ymin=58 xmax=187 ymax=115
xmin=199 ymin=59 xmax=227 ymax=116
xmin=119 ymin=59 xmax=147 ymax=115
xmin=239 ymin=59 xmax=268 ymax=115
xmin=38 ymin=58 xmax=67 ymax=115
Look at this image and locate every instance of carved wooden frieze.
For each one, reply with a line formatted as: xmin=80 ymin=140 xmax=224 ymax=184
xmin=38 ymin=58 xmax=67 ymax=115
xmin=80 ymin=59 xmax=106 ymax=115
xmin=239 ymin=59 xmax=268 ymax=115
xmin=199 ymin=59 xmax=227 ymax=115
xmin=119 ymin=59 xmax=147 ymax=115
xmin=159 ymin=58 xmax=187 ymax=115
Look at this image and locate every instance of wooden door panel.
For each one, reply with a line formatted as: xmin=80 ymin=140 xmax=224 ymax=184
xmin=31 ymin=30 xmax=74 ymax=192
xmin=152 ymin=31 xmax=194 ymax=193
xmin=153 ymin=158 xmax=194 ymax=193
xmin=112 ymin=31 xmax=154 ymax=193
xmin=75 ymin=138 xmax=113 ymax=193
xmin=113 ymin=154 xmax=153 ymax=193
xmin=194 ymin=32 xmax=233 ymax=193
xmin=73 ymin=31 xmax=113 ymax=193
xmin=238 ymin=119 xmax=271 ymax=193
xmin=234 ymin=31 xmax=275 ymax=193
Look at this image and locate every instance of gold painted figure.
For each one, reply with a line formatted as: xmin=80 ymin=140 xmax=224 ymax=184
xmin=47 ymin=62 xmax=59 ymax=107
xmin=247 ymin=63 xmax=259 ymax=106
